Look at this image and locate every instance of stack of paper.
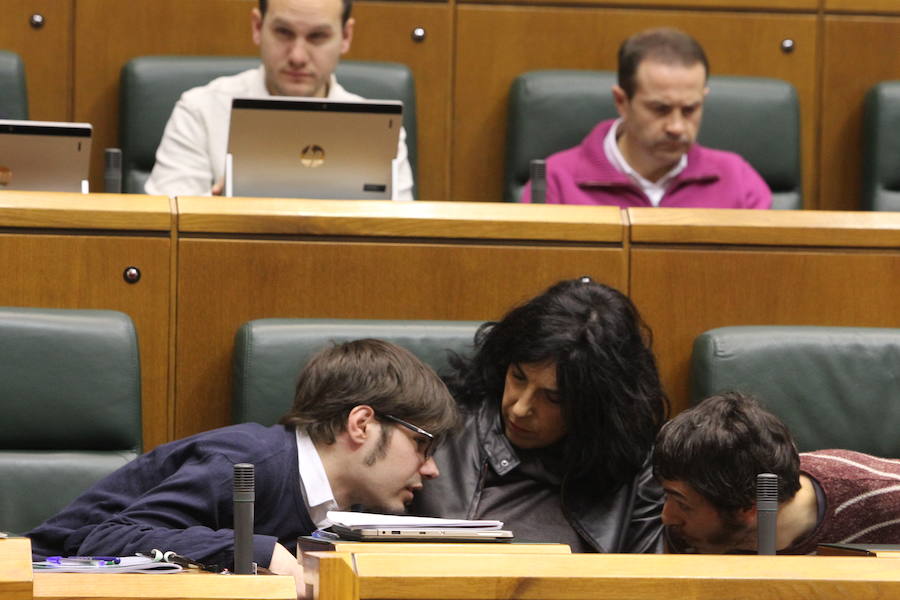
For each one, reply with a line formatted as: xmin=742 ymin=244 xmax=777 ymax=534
xmin=33 ymin=556 xmax=183 ymax=574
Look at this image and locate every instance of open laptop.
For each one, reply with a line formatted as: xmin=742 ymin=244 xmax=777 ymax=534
xmin=0 ymin=120 xmax=92 ymax=193
xmin=329 ymin=524 xmax=515 ymax=542
xmin=225 ymin=97 xmax=402 ymax=200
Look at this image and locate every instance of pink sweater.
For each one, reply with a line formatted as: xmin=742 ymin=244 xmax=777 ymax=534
xmin=521 ymin=119 xmax=772 ymax=209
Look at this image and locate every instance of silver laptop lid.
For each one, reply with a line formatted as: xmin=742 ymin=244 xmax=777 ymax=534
xmin=227 ymin=97 xmax=402 ymax=200
xmin=0 ymin=120 xmax=92 ymax=193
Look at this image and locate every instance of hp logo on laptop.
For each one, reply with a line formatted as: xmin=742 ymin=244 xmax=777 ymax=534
xmin=299 ymin=144 xmax=325 ymax=168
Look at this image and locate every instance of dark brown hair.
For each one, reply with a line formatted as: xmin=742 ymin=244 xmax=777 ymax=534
xmin=449 ymin=277 xmax=669 ymax=487
xmin=280 ymin=339 xmax=458 ymax=445
xmin=259 ymin=0 xmax=353 ymax=25
xmin=653 ymin=392 xmax=801 ymax=512
xmin=618 ymin=28 xmax=708 ymax=98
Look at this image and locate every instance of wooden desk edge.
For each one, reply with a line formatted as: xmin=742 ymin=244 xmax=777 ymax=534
xmin=32 ymin=571 xmax=296 ymax=600
xmin=0 ymin=192 xmax=172 ymax=231
xmin=176 ymin=198 xmax=625 ymax=243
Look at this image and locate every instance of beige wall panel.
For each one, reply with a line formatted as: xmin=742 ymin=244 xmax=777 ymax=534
xmin=452 ymin=7 xmax=818 ymax=205
xmin=826 ymin=0 xmax=900 ymax=13
xmin=0 ymin=233 xmax=171 ymax=449
xmin=1 ymin=0 xmax=73 ymax=120
xmin=630 ymin=247 xmax=900 ymax=414
xmin=819 ymin=16 xmax=900 ymax=211
xmin=347 ymin=3 xmax=453 ymax=201
xmin=175 ymin=238 xmax=625 ymax=437
xmin=73 ymin=0 xmax=258 ymax=191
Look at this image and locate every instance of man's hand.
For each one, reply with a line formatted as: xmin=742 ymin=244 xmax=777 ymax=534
xmin=268 ymin=542 xmax=306 ymax=598
xmin=211 ymin=178 xmax=224 ymax=195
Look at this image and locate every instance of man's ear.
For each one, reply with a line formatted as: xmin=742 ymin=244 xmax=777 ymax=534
xmin=612 ymin=85 xmax=628 ymax=119
xmin=738 ymin=504 xmax=758 ymax=527
xmin=251 ymin=7 xmax=264 ymax=47
xmin=345 ymin=404 xmax=375 ymax=447
xmin=340 ymin=17 xmax=355 ymax=55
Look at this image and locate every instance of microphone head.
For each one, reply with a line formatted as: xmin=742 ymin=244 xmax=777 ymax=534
xmin=529 ymin=158 xmax=546 ymax=180
xmin=233 ymin=463 xmax=255 ymax=500
xmin=757 ymin=473 xmax=778 ymax=510
xmin=104 ymin=147 xmax=122 ymax=169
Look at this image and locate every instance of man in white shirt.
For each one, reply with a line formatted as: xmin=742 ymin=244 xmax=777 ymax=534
xmin=145 ymin=0 xmax=414 ymax=199
xmin=27 ymin=339 xmax=457 ymax=597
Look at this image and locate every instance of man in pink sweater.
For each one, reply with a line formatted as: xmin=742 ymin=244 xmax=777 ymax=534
xmin=522 ymin=28 xmax=771 ymax=209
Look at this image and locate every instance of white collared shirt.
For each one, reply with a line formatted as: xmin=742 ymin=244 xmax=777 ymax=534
xmin=603 ymin=118 xmax=687 ymax=206
xmin=295 ymin=428 xmax=338 ymax=529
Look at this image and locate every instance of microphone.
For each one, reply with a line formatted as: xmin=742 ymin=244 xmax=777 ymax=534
xmin=104 ymin=148 xmax=122 ymax=193
xmin=757 ymin=473 xmax=779 ymax=555
xmin=529 ymin=159 xmax=546 ymax=204
xmin=233 ymin=463 xmax=256 ymax=574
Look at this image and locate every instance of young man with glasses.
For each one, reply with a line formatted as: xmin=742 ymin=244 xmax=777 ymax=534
xmin=28 ymin=339 xmax=457 ymax=595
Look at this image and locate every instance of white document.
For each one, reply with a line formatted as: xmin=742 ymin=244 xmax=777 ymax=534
xmin=327 ymin=510 xmax=503 ymax=529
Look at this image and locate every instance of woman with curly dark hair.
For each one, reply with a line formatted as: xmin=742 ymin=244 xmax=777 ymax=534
xmin=412 ymin=277 xmax=669 ymax=552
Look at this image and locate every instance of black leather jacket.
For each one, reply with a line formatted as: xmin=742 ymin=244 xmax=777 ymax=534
xmin=412 ymin=402 xmax=665 ymax=553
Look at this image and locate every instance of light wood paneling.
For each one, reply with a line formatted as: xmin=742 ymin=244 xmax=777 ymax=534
xmin=176 ymin=239 xmax=625 ymax=436
xmin=309 ymin=552 xmax=900 ymax=600
xmin=177 ymin=197 xmax=624 ymax=241
xmin=452 ymin=6 xmax=818 ymax=205
xmin=0 ymin=0 xmax=73 ymax=120
xmin=826 ymin=0 xmax=900 ymax=13
xmin=819 ymin=15 xmax=900 ymax=211
xmin=477 ymin=0 xmax=818 ymax=8
xmin=347 ymin=3 xmax=453 ymax=201
xmin=73 ymin=0 xmax=258 ymax=191
xmin=33 ymin=572 xmax=295 ymax=600
xmin=0 ymin=538 xmax=31 ymax=600
xmin=629 ymin=210 xmax=900 ymax=413
xmin=0 ymin=192 xmax=173 ymax=449
xmin=175 ymin=198 xmax=626 ymax=437
xmin=627 ymin=207 xmax=900 ymax=246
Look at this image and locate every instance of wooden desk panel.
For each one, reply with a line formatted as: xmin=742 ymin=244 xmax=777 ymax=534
xmin=628 ymin=208 xmax=900 ymax=414
xmin=309 ymin=552 xmax=900 ymax=600
xmin=0 ymin=192 xmax=174 ymax=449
xmin=33 ymin=572 xmax=295 ymax=600
xmin=819 ymin=15 xmax=900 ymax=211
xmin=0 ymin=537 xmax=32 ymax=600
xmin=176 ymin=238 xmax=625 ymax=437
xmin=175 ymin=198 xmax=625 ymax=436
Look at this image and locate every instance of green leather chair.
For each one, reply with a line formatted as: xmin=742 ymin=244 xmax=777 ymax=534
xmin=0 ymin=307 xmax=142 ymax=535
xmin=505 ymin=70 xmax=802 ymax=210
xmin=861 ymin=81 xmax=900 ymax=211
xmin=119 ymin=56 xmax=418 ymax=197
xmin=690 ymin=326 xmax=900 ymax=456
xmin=232 ymin=319 xmax=480 ymax=426
xmin=0 ymin=50 xmax=28 ymax=119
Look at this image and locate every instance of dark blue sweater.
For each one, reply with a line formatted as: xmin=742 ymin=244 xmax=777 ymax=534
xmin=27 ymin=423 xmax=315 ymax=569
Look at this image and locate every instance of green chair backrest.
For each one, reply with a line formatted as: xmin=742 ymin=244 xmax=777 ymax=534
xmin=232 ymin=319 xmax=480 ymax=426
xmin=690 ymin=326 xmax=900 ymax=456
xmin=862 ymin=81 xmax=900 ymax=211
xmin=0 ymin=50 xmax=28 ymax=119
xmin=120 ymin=56 xmax=418 ymax=197
xmin=504 ymin=70 xmax=801 ymax=210
xmin=0 ymin=307 xmax=142 ymax=534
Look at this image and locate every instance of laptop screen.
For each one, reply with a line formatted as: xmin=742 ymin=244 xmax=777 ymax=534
xmin=0 ymin=120 xmax=92 ymax=193
xmin=226 ymin=97 xmax=402 ymax=200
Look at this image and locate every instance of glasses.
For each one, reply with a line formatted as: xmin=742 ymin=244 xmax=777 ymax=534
xmin=381 ymin=414 xmax=436 ymax=459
